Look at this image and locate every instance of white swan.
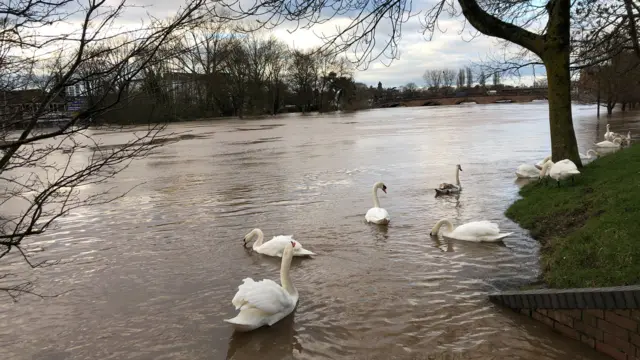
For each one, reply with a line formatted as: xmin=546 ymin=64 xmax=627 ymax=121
xmin=540 ymin=159 xmax=580 ymax=186
xmin=516 ymin=163 xmax=542 ymax=178
xmin=435 ymin=164 xmax=462 ymax=195
xmin=365 ymin=181 xmax=390 ymax=225
xmin=225 ymin=241 xmax=299 ymax=332
xmin=595 ymin=137 xmax=622 ymax=148
xmin=243 ymin=229 xmax=315 ymax=257
xmin=614 ymin=132 xmax=632 ymax=147
xmin=604 ymin=124 xmax=613 ymax=141
xmin=429 ymin=219 xmax=513 ymax=242
xmin=535 ymin=155 xmax=552 ymax=170
xmin=579 ymin=149 xmax=599 ymax=160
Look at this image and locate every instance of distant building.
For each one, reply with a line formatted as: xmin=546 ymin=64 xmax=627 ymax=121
xmin=0 ymin=89 xmax=67 ymax=124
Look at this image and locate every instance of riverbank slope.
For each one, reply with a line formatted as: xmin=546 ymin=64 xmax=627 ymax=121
xmin=506 ymin=144 xmax=640 ymax=288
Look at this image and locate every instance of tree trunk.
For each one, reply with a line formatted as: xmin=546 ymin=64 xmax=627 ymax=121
xmin=543 ymin=50 xmax=582 ymax=166
xmin=540 ymin=0 xmax=582 ymax=167
xmin=622 ymin=102 xmax=627 ymax=111
xmin=596 ymin=78 xmax=601 ymax=117
xmin=457 ymin=0 xmax=581 ymax=167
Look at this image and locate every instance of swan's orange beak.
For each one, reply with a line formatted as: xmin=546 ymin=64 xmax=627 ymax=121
xmin=382 ymin=186 xmax=387 ymax=193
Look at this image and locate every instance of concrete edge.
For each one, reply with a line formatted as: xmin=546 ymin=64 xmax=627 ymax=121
xmin=488 ymin=285 xmax=640 ymax=309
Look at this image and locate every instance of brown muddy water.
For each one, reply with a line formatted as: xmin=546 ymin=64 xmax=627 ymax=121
xmin=2 ymin=103 xmax=639 ymax=360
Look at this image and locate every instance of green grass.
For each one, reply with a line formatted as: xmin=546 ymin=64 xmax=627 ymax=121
xmin=505 ymin=144 xmax=640 ymax=289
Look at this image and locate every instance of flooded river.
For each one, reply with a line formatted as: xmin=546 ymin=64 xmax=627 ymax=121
xmin=3 ymin=103 xmax=638 ymax=359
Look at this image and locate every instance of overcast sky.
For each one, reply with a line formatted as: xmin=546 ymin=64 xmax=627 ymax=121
xmin=271 ymin=20 xmax=546 ymax=88
xmin=90 ymin=0 xmax=548 ymax=88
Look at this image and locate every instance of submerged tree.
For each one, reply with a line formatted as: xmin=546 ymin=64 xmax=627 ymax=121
xmin=215 ymin=0 xmax=599 ymax=166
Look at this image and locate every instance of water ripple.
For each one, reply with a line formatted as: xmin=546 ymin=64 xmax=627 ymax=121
xmin=0 ymin=104 xmax=624 ymax=360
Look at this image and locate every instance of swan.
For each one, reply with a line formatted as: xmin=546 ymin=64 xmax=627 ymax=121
xmin=604 ymin=124 xmax=613 ymax=141
xmin=515 ymin=163 xmax=542 ymax=178
xmin=540 ymin=159 xmax=580 ymax=186
xmin=225 ymin=241 xmax=299 ymax=332
xmin=429 ymin=219 xmax=513 ymax=242
xmin=535 ymin=155 xmax=552 ymax=170
xmin=243 ymin=229 xmax=315 ymax=257
xmin=615 ymin=132 xmax=632 ymax=147
xmin=595 ymin=137 xmax=622 ymax=148
xmin=365 ymin=181 xmax=390 ymax=225
xmin=435 ymin=164 xmax=462 ymax=196
xmin=579 ymin=149 xmax=599 ymax=160
xmin=622 ymin=131 xmax=632 ymax=146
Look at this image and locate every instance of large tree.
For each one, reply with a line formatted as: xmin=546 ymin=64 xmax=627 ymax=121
xmin=215 ymin=0 xmax=621 ymax=166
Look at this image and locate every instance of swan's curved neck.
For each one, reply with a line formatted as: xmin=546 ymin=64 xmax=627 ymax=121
xmin=540 ymin=160 xmax=552 ymax=177
xmin=431 ymin=219 xmax=454 ymax=235
xmin=252 ymin=229 xmax=265 ymax=249
xmin=372 ymin=185 xmax=381 ymax=208
xmin=280 ymin=250 xmax=297 ymax=296
xmin=455 ymin=168 xmax=461 ymax=187
xmin=586 ymin=149 xmax=598 ymax=158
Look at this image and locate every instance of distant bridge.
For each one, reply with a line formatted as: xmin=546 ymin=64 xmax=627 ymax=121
xmin=379 ymin=93 xmax=548 ymax=108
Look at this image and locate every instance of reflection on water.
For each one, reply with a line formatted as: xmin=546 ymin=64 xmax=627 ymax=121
xmin=1 ymin=103 xmax=633 ymax=360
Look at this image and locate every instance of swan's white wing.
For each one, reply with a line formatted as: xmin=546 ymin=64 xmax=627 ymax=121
xmin=550 ymin=160 xmax=580 ymax=178
xmin=535 ymin=155 xmax=551 ymax=169
xmin=231 ymin=278 xmax=292 ymax=315
xmin=453 ymin=221 xmax=500 ymax=237
xmin=365 ymin=207 xmax=390 ymax=223
xmin=256 ymin=235 xmax=294 ymax=256
xmin=516 ymin=164 xmax=540 ymax=178
xmin=438 ymin=183 xmax=458 ymax=190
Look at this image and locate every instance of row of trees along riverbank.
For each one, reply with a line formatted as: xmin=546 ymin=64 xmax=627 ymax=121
xmin=51 ymin=24 xmax=373 ymax=125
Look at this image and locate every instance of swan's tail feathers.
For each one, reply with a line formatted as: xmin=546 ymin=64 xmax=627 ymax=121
xmin=224 ymin=317 xmax=258 ymax=332
xmin=295 ymin=248 xmax=316 ymax=256
xmin=568 ymin=170 xmax=581 ymax=175
xmin=224 ymin=308 xmax=268 ymax=332
xmin=231 ymin=278 xmax=257 ymax=309
xmin=495 ymin=232 xmax=514 ymax=241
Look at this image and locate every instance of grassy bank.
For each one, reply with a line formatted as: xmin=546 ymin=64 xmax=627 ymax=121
xmin=505 ymin=144 xmax=640 ymax=289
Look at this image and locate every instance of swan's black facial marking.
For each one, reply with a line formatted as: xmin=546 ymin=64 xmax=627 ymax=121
xmin=382 ymin=184 xmax=387 ymax=193
xmin=457 ymin=164 xmax=463 ymax=171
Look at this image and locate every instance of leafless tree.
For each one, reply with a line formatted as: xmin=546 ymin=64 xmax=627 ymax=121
xmin=479 ymin=71 xmax=486 ymax=88
xmin=466 ymin=67 xmax=473 ymax=88
xmin=172 ymin=18 xmax=237 ymax=116
xmin=572 ymin=0 xmax=640 ymax=69
xmin=402 ymin=82 xmax=418 ymax=98
xmin=212 ymin=0 xmax=601 ymax=165
xmin=0 ymin=0 xmax=208 ymax=299
xmin=442 ymin=69 xmax=456 ymax=88
xmin=423 ymin=69 xmax=442 ymax=90
xmin=456 ymin=69 xmax=466 ymax=89
xmin=579 ymin=51 xmax=640 ymax=115
xmin=289 ymin=49 xmax=318 ymax=112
